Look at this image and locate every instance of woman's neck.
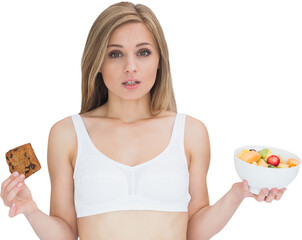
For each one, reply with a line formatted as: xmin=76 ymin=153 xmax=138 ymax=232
xmin=101 ymin=95 xmax=153 ymax=123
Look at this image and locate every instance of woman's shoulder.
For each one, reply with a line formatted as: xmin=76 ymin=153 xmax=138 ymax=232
xmin=48 ymin=115 xmax=77 ymax=162
xmin=183 ymin=113 xmax=209 ymax=149
xmin=48 ymin=115 xmax=77 ymax=151
xmin=183 ymin=113 xmax=208 ymax=134
xmin=183 ymin=113 xmax=210 ymax=168
xmin=50 ymin=115 xmax=76 ymax=136
xmin=161 ymin=111 xmax=208 ymax=134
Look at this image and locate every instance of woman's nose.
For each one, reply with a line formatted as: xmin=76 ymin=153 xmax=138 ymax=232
xmin=124 ymin=56 xmax=137 ymax=73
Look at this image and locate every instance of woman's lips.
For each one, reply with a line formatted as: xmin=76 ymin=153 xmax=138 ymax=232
xmin=122 ymin=79 xmax=140 ymax=84
xmin=122 ymin=82 xmax=141 ymax=89
xmin=122 ymin=79 xmax=141 ymax=89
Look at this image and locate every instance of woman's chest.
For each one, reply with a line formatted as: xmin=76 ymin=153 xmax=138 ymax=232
xmin=90 ymin=122 xmax=172 ymax=166
xmin=73 ymin=115 xmax=190 ymax=168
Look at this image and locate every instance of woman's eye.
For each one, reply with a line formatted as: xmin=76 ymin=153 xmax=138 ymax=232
xmin=138 ymin=50 xmax=151 ymax=57
xmin=109 ymin=52 xmax=122 ymax=58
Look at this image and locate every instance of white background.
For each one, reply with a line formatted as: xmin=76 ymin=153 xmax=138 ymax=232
xmin=0 ymin=0 xmax=301 ymax=239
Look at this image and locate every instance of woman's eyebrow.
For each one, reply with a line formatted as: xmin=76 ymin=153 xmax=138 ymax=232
xmin=136 ymin=42 xmax=152 ymax=47
xmin=107 ymin=42 xmax=152 ymax=48
xmin=107 ymin=44 xmax=123 ymax=48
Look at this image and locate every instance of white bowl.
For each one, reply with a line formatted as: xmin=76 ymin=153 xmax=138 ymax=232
xmin=234 ymin=145 xmax=300 ymax=194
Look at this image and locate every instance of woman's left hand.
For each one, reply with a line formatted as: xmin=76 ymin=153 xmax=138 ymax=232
xmin=232 ymin=180 xmax=286 ymax=203
xmin=252 ymin=185 xmax=286 ymax=203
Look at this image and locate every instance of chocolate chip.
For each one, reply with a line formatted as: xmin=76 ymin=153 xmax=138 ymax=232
xmin=6 ymin=156 xmax=9 ymax=161
xmin=10 ymin=154 xmax=13 ymax=158
xmin=25 ymin=169 xmax=30 ymax=174
xmin=11 ymin=165 xmax=15 ymax=170
xmin=24 ymin=153 xmax=28 ymax=157
xmin=13 ymin=148 xmax=18 ymax=151
xmin=9 ymin=162 xmax=12 ymax=166
xmin=31 ymin=164 xmax=36 ymax=169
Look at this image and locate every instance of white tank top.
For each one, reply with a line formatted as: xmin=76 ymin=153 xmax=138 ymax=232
xmin=71 ymin=112 xmax=191 ymax=218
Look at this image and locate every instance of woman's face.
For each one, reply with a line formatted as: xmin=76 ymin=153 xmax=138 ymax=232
xmin=100 ymin=22 xmax=160 ymax=101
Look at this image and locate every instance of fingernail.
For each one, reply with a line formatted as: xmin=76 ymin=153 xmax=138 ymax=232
xmin=11 ymin=203 xmax=16 ymax=209
xmin=17 ymin=182 xmax=22 ymax=188
xmin=13 ymin=172 xmax=19 ymax=177
xmin=19 ymin=174 xmax=25 ymax=179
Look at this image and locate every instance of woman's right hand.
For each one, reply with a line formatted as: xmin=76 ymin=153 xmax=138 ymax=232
xmin=1 ymin=172 xmax=38 ymax=218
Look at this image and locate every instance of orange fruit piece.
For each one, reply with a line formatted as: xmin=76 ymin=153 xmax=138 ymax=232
xmin=239 ymin=151 xmax=262 ymax=164
xmin=257 ymin=159 xmax=268 ymax=168
xmin=287 ymin=158 xmax=299 ymax=167
xmin=238 ymin=149 xmax=250 ymax=158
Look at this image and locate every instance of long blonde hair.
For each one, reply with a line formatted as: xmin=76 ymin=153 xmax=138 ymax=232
xmin=80 ymin=2 xmax=177 ymax=115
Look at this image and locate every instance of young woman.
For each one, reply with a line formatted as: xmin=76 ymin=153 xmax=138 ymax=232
xmin=1 ymin=2 xmax=286 ymax=240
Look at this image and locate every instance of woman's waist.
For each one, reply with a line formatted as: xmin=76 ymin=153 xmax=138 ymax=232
xmin=77 ymin=210 xmax=188 ymax=240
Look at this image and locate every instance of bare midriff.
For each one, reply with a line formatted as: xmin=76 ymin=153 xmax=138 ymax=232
xmin=77 ymin=210 xmax=188 ymax=240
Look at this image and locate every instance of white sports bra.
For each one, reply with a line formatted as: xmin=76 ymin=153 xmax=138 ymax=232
xmin=71 ymin=112 xmax=191 ymax=218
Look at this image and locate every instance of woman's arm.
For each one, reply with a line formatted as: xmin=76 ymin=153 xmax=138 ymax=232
xmin=187 ymin=180 xmax=286 ymax=240
xmin=185 ymin=116 xmax=285 ymax=240
xmin=1 ymin=117 xmax=78 ymax=240
xmin=25 ymin=208 xmax=77 ymax=240
xmin=45 ymin=117 xmax=79 ymax=239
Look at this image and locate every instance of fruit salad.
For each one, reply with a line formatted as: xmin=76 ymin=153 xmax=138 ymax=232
xmin=238 ymin=148 xmax=299 ymax=168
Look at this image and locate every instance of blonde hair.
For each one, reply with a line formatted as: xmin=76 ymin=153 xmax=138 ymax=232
xmin=80 ymin=2 xmax=177 ymax=115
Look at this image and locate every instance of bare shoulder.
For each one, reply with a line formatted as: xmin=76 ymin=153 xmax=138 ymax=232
xmin=48 ymin=116 xmax=77 ymax=163
xmin=185 ymin=114 xmax=208 ymax=138
xmin=184 ymin=114 xmax=210 ymax=162
xmin=49 ymin=116 xmax=75 ymax=139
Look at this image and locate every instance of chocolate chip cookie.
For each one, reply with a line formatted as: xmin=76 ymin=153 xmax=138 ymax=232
xmin=5 ymin=143 xmax=41 ymax=178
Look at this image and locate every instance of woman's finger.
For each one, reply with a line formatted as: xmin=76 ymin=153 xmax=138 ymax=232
xmin=4 ymin=182 xmax=24 ymax=206
xmin=242 ymin=180 xmax=254 ymax=197
xmin=5 ymin=174 xmax=25 ymax=194
xmin=9 ymin=202 xmax=17 ymax=218
xmin=275 ymin=188 xmax=286 ymax=201
xmin=242 ymin=180 xmax=249 ymax=191
xmin=255 ymin=188 xmax=269 ymax=202
xmin=265 ymin=188 xmax=278 ymax=203
xmin=1 ymin=172 xmax=19 ymax=199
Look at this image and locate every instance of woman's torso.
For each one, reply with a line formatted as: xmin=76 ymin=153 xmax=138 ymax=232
xmin=77 ymin=211 xmax=188 ymax=240
xmin=70 ymin=110 xmax=191 ymax=240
